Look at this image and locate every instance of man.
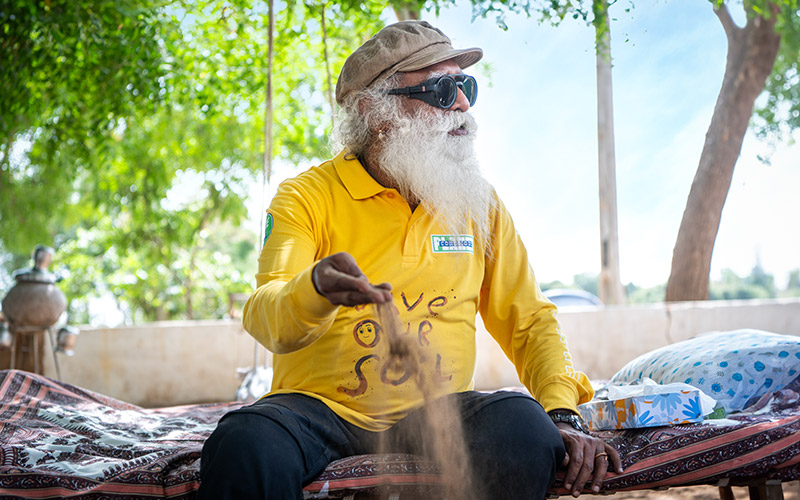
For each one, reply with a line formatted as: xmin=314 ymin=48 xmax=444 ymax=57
xmin=199 ymin=20 xmax=622 ymax=500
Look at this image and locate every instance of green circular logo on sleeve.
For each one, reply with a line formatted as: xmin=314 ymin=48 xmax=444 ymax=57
xmin=263 ymin=213 xmax=274 ymax=245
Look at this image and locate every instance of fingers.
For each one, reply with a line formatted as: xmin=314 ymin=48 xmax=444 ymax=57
xmin=568 ymin=442 xmax=595 ymax=498
xmin=589 ymin=442 xmax=625 ymax=492
xmin=328 ymin=252 xmax=367 ymax=280
xmin=559 ymin=429 xmax=622 ymax=497
xmin=559 ymin=430 xmax=584 ymax=495
xmin=323 ymin=290 xmax=387 ymax=306
xmin=312 ymin=253 xmax=393 ymax=306
xmin=589 ymin=451 xmax=609 ymax=494
xmin=606 ymin=442 xmax=624 ymax=474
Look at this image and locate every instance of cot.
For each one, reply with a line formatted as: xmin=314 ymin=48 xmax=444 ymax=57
xmin=0 ymin=369 xmax=798 ymax=499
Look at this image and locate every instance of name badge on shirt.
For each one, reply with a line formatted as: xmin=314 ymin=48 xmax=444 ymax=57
xmin=431 ymin=234 xmax=474 ymax=254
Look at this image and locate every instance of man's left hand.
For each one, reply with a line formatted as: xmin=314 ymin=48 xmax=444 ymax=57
xmin=556 ymin=423 xmax=623 ymax=497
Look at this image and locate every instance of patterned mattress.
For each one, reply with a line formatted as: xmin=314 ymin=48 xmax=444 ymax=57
xmin=0 ymin=369 xmax=798 ymax=499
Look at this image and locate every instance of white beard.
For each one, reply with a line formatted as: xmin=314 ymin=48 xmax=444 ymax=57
xmin=375 ymin=110 xmax=496 ymax=253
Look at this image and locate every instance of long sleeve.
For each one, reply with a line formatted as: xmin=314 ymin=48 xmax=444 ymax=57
xmin=479 ymin=199 xmax=593 ymax=413
xmin=242 ymin=173 xmax=339 ymax=354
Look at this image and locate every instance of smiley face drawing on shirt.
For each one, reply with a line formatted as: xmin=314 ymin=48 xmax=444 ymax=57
xmin=353 ymin=319 xmax=381 ymax=348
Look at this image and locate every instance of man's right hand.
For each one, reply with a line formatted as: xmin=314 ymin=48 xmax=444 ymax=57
xmin=312 ymin=252 xmax=393 ymax=306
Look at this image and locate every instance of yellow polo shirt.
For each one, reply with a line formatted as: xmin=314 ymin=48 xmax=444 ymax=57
xmin=242 ymin=150 xmax=593 ymax=431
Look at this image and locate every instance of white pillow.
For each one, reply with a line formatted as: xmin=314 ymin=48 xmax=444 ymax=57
xmin=610 ymin=329 xmax=800 ymax=413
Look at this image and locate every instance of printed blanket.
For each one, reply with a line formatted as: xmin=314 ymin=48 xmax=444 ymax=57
xmin=0 ymin=370 xmax=243 ymax=499
xmin=1 ymin=369 xmax=799 ymax=499
xmin=303 ymin=404 xmax=800 ymax=498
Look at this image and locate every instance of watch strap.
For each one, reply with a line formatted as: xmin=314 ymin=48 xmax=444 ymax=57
xmin=548 ymin=410 xmax=589 ymax=433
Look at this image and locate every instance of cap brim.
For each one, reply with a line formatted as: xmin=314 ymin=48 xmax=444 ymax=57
xmin=395 ymin=45 xmax=483 ymax=73
xmin=366 ymin=45 xmax=483 ymax=90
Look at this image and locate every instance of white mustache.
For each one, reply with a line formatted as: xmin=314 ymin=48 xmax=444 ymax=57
xmin=397 ymin=111 xmax=478 ymax=136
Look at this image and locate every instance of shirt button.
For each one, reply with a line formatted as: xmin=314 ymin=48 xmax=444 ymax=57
xmin=387 ymin=193 xmax=395 ymax=198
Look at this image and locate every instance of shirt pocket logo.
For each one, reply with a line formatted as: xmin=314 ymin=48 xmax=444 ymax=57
xmin=431 ymin=234 xmax=474 ymax=254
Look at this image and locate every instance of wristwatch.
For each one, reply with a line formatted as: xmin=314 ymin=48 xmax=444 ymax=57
xmin=548 ymin=410 xmax=589 ymax=433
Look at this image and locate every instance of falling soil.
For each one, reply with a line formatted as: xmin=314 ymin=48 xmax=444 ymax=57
xmin=376 ymin=301 xmax=475 ymax=500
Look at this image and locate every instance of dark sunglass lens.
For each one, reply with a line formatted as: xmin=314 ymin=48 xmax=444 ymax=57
xmin=436 ymin=77 xmax=456 ymax=107
xmin=462 ymin=77 xmax=477 ymax=105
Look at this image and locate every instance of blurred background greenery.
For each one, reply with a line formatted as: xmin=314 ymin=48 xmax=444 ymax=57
xmin=2 ymin=0 xmax=798 ymax=323
xmin=1 ymin=0 xmax=389 ymax=323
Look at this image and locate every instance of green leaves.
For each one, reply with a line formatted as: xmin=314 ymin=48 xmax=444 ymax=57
xmin=1 ymin=0 xmax=389 ymax=322
xmin=753 ymin=1 xmax=800 ymax=147
xmin=1 ymin=0 xmax=170 ymax=254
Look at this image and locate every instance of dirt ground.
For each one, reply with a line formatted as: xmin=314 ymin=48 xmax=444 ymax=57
xmin=607 ymin=482 xmax=799 ymax=499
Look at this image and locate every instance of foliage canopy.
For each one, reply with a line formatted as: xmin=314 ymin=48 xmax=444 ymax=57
xmin=2 ymin=0 xmax=799 ymax=321
xmin=1 ymin=0 xmax=386 ymax=322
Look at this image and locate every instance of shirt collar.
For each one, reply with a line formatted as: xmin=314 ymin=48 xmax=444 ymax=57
xmin=333 ymin=150 xmax=387 ymax=200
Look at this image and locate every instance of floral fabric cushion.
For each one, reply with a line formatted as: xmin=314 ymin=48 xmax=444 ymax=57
xmin=610 ymin=329 xmax=800 ymax=413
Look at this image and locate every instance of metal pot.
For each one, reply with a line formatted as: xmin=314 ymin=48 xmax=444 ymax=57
xmin=2 ymin=273 xmax=67 ymax=329
xmin=56 ymin=326 xmax=80 ymax=356
xmin=1 ymin=246 xmax=66 ymax=330
xmin=0 ymin=322 xmax=11 ymax=349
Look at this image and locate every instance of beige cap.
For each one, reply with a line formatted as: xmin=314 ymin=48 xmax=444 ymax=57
xmin=335 ymin=20 xmax=483 ymax=105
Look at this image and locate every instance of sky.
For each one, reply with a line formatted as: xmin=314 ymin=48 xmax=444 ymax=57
xmin=258 ymin=0 xmax=800 ymax=290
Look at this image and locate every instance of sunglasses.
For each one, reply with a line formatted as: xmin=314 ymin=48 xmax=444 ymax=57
xmin=387 ymin=74 xmax=478 ymax=109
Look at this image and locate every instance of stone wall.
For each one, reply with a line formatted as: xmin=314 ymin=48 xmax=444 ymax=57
xmin=38 ymin=298 xmax=800 ymax=407
xmin=475 ymin=297 xmax=800 ymax=389
xmin=41 ymin=319 xmax=257 ymax=407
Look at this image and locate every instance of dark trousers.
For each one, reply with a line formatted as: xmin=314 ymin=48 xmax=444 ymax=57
xmin=198 ymin=391 xmax=565 ymax=500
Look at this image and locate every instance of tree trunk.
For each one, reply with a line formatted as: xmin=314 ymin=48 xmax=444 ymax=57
xmin=594 ymin=1 xmax=624 ymax=305
xmin=320 ymin=5 xmax=335 ymax=129
xmin=258 ymin=0 xmax=275 ymax=253
xmin=392 ymin=1 xmax=419 ymax=20
xmin=664 ymin=4 xmax=780 ymax=302
xmin=1 ymin=131 xmax=14 ymax=195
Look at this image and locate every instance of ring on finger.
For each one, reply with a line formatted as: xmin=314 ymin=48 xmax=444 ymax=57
xmin=594 ymin=452 xmax=608 ymax=460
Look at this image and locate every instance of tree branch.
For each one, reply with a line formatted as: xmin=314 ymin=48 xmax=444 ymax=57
xmin=185 ymin=199 xmax=217 ymax=320
xmin=320 ymin=4 xmax=335 ymax=130
xmin=0 ymin=138 xmax=10 ymax=196
xmin=0 ymin=127 xmax=19 ymax=199
xmin=714 ymin=3 xmax=739 ymax=42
